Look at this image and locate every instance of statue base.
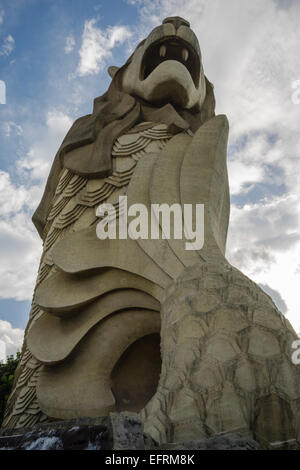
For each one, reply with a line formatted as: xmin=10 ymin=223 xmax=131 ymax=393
xmin=2 ymin=412 xmax=298 ymax=450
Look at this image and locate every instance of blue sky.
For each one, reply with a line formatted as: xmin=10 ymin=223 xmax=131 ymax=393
xmin=0 ymin=0 xmax=300 ymax=358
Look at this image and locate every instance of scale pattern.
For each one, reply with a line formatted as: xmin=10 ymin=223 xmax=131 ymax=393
xmin=3 ymin=122 xmax=173 ymax=428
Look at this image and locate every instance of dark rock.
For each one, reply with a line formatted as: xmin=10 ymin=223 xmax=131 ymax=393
xmin=0 ymin=420 xmax=108 ymax=450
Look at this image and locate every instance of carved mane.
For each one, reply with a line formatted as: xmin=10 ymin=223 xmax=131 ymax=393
xmin=32 ymin=48 xmax=216 ymax=237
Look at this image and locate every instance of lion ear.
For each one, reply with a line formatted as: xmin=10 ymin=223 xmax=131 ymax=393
xmin=108 ymin=66 xmax=120 ymax=79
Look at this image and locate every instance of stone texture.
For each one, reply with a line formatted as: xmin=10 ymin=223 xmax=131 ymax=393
xmin=108 ymin=412 xmax=145 ymax=450
xmin=1 ymin=413 xmax=300 ymax=450
xmin=141 ymin=262 xmax=300 ymax=447
xmin=35 ymin=268 xmax=163 ymax=315
xmin=28 ymin=291 xmax=159 ymax=364
xmin=36 ymin=311 xmax=160 ymax=419
xmin=2 ymin=16 xmax=300 ymax=451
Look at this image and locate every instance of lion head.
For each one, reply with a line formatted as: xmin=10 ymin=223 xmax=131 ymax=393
xmin=119 ymin=16 xmax=206 ymax=110
xmin=33 ymin=16 xmax=215 ymax=237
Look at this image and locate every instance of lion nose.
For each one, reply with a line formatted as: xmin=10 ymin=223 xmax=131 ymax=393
xmin=162 ymin=16 xmax=190 ymax=31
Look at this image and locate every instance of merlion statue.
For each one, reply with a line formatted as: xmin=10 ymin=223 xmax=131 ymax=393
xmin=3 ymin=16 xmax=300 ymax=448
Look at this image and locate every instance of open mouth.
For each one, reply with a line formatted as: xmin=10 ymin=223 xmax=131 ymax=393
xmin=141 ymin=37 xmax=200 ymax=88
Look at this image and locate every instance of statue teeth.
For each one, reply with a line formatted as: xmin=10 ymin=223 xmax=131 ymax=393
xmin=182 ymin=48 xmax=189 ymax=61
xmin=159 ymin=44 xmax=166 ymax=57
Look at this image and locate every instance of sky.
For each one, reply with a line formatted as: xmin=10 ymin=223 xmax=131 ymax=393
xmin=0 ymin=0 xmax=299 ymax=360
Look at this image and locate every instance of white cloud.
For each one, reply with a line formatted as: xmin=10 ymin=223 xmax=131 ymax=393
xmin=18 ymin=110 xmax=73 ymax=181
xmin=0 ymin=34 xmax=15 ymax=56
xmin=65 ymin=34 xmax=75 ymax=54
xmin=76 ymin=18 xmax=132 ymax=76
xmin=0 ymin=218 xmax=41 ymax=301
xmin=0 ymin=339 xmax=5 ymax=362
xmin=0 ymin=320 xmax=24 ymax=359
xmin=46 ymin=110 xmax=73 ymax=137
xmin=0 ymin=171 xmax=28 ymax=216
xmin=2 ymin=120 xmax=23 ymax=137
xmin=228 ymin=160 xmax=264 ymax=195
xmin=0 ymin=110 xmax=72 ymax=301
xmin=0 ymin=172 xmax=42 ymax=300
xmin=227 ymin=196 xmax=300 ymax=332
xmin=227 ymin=195 xmax=300 ymax=271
